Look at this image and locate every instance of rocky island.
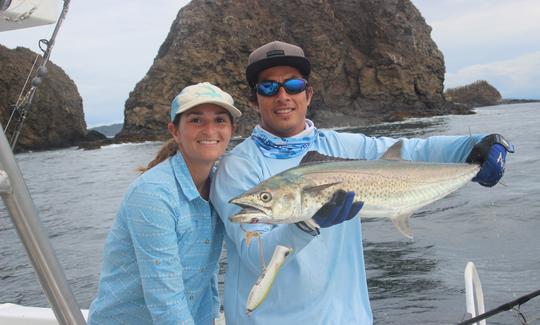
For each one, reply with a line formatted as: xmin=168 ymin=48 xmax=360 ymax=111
xmin=0 ymin=45 xmax=90 ymax=152
xmin=444 ymin=80 xmax=502 ymax=108
xmin=117 ymin=0 xmax=472 ymax=141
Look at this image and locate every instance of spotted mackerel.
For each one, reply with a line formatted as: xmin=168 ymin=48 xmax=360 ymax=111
xmin=229 ymin=141 xmax=480 ymax=238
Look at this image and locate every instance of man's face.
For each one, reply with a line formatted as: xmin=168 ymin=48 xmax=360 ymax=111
xmin=254 ymin=66 xmax=313 ymax=138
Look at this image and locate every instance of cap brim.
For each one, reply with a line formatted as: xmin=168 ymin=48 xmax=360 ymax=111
xmin=174 ymin=98 xmax=242 ymax=120
xmin=246 ymin=56 xmax=311 ymax=88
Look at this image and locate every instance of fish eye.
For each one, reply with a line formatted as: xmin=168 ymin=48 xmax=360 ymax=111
xmin=259 ymin=192 xmax=272 ymax=202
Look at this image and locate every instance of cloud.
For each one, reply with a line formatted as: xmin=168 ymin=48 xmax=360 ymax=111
xmin=411 ymin=1 xmax=540 ymax=100
xmin=422 ymin=0 xmax=540 ymax=69
xmin=445 ymin=51 xmax=540 ymax=99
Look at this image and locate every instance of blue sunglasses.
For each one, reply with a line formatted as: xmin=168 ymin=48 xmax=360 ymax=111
xmin=255 ymin=78 xmax=308 ymax=97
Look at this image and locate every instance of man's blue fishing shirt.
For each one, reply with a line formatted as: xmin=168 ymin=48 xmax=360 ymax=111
xmin=210 ymin=126 xmax=484 ymax=325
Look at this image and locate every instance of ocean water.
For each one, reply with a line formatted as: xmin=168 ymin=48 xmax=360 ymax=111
xmin=1 ymin=103 xmax=539 ymax=324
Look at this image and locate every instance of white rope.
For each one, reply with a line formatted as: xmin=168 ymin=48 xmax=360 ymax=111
xmin=16 ymin=54 xmax=39 ymax=107
xmin=5 ymin=53 xmax=39 ymax=130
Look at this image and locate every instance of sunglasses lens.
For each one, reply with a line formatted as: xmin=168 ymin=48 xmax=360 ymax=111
xmin=283 ymin=79 xmax=307 ymax=94
xmin=256 ymin=79 xmax=307 ymax=96
xmin=257 ymin=81 xmax=280 ymax=96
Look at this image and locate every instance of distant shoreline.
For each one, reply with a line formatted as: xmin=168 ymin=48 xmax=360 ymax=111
xmin=90 ymin=123 xmax=123 ymax=138
xmin=499 ymin=98 xmax=540 ymax=104
xmin=87 ymin=99 xmax=540 ymax=139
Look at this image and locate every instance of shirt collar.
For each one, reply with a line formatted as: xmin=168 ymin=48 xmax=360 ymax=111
xmin=171 ymin=151 xmax=200 ymax=201
xmin=251 ymin=119 xmax=318 ymax=159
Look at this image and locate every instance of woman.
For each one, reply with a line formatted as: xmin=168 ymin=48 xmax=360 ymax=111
xmin=88 ymin=82 xmax=241 ymax=325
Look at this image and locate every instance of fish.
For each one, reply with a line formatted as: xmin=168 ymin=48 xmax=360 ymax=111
xmin=229 ymin=141 xmax=481 ymax=238
xmin=246 ymin=245 xmax=292 ymax=314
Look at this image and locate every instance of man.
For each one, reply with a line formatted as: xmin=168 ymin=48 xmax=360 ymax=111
xmin=210 ymin=41 xmax=513 ymax=324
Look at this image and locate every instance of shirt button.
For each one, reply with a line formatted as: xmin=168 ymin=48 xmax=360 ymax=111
xmin=154 ymin=259 xmax=160 ymax=265
xmin=189 ymin=295 xmax=194 ymax=300
xmin=204 ymin=239 xmax=210 ymax=244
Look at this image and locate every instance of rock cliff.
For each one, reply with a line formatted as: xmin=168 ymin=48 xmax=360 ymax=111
xmin=445 ymin=80 xmax=502 ymax=108
xmin=0 ymin=45 xmax=87 ymax=151
xmin=118 ymin=0 xmax=470 ymax=140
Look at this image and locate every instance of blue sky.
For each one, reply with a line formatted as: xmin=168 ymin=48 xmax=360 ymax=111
xmin=2 ymin=0 xmax=539 ymax=127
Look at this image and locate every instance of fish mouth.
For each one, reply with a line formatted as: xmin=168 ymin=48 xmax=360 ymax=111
xmin=228 ymin=201 xmax=269 ymax=224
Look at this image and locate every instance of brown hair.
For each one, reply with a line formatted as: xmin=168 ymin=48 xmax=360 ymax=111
xmin=137 ymin=138 xmax=178 ymax=173
xmin=137 ymin=115 xmax=181 ymax=173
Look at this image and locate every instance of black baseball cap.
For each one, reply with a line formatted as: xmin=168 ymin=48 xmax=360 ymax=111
xmin=245 ymin=41 xmax=311 ymax=88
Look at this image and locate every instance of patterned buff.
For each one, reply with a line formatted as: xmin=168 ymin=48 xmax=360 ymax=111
xmin=251 ymin=120 xmax=318 ymax=159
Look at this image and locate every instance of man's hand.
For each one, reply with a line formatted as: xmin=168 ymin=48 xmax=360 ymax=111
xmin=313 ymin=190 xmax=363 ymax=227
xmin=466 ymin=134 xmax=515 ymax=187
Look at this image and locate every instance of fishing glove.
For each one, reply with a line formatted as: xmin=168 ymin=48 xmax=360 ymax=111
xmin=296 ymin=190 xmax=363 ymax=235
xmin=466 ymin=134 xmax=515 ymax=187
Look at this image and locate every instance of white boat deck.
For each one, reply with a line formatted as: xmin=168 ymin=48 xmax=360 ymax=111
xmin=0 ymin=304 xmax=88 ymax=325
xmin=0 ymin=303 xmax=227 ymax=324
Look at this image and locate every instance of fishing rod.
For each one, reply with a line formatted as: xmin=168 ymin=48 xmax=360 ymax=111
xmin=458 ymin=288 xmax=540 ymax=325
xmin=4 ymin=0 xmax=71 ymax=150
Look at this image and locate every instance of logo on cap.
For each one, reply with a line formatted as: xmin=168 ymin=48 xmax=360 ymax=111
xmin=266 ymin=50 xmax=285 ymax=57
xmin=188 ymin=84 xmax=223 ymax=98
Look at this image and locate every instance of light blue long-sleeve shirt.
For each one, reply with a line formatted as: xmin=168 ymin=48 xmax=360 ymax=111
xmin=210 ymin=128 xmax=483 ymax=325
xmin=88 ymin=152 xmax=223 ymax=325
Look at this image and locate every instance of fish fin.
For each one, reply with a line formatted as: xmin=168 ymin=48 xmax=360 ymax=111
xmin=381 ymin=140 xmax=403 ymax=161
xmin=303 ymin=182 xmax=341 ymax=195
xmin=300 ymin=151 xmax=358 ymax=165
xmin=391 ymin=212 xmax=414 ymax=239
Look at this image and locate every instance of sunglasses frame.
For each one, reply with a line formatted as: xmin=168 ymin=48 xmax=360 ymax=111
xmin=255 ymin=78 xmax=308 ymax=97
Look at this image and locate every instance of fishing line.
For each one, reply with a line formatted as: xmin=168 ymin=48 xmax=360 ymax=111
xmin=239 ymin=224 xmax=266 ymax=269
xmin=257 ymin=235 xmax=266 ymax=269
xmin=513 ymin=305 xmax=527 ymax=325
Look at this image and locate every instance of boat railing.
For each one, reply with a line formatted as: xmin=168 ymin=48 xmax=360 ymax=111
xmin=0 ymin=124 xmax=87 ymax=325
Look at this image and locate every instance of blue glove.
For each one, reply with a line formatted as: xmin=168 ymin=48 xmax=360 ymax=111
xmin=466 ymin=134 xmax=515 ymax=187
xmin=313 ymin=190 xmax=363 ymax=227
xmin=296 ymin=190 xmax=363 ymax=235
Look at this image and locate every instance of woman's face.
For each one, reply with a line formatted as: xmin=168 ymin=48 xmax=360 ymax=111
xmin=169 ymin=103 xmax=234 ymax=166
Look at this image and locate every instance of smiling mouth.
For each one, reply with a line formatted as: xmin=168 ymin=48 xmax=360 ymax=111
xmin=274 ymin=108 xmax=294 ymax=115
xmin=198 ymin=140 xmax=220 ymax=144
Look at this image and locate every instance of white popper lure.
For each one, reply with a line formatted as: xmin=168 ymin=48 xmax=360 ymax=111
xmin=246 ymin=245 xmax=292 ymax=314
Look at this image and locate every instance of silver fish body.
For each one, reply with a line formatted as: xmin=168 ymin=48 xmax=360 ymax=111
xmin=229 ymin=142 xmax=480 ymax=238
